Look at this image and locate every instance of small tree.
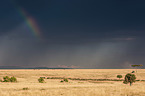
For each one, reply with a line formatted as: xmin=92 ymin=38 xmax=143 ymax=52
xmin=38 ymin=77 xmax=45 ymax=83
xmin=123 ymin=73 xmax=136 ymax=86
xmin=117 ymin=75 xmax=122 ymax=79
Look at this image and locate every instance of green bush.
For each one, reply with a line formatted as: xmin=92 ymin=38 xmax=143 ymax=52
xmin=23 ymin=87 xmax=29 ymax=90
xmin=3 ymin=76 xmax=10 ymax=82
xmin=40 ymin=77 xmax=45 ymax=79
xmin=64 ymin=78 xmax=68 ymax=82
xmin=60 ymin=78 xmax=69 ymax=82
xmin=132 ymin=71 xmax=135 ymax=73
xmin=123 ymin=73 xmax=136 ymax=86
xmin=60 ymin=80 xmax=64 ymax=82
xmin=117 ymin=75 xmax=122 ymax=79
xmin=10 ymin=76 xmax=17 ymax=82
xmin=3 ymin=76 xmax=17 ymax=82
xmin=38 ymin=77 xmax=45 ymax=83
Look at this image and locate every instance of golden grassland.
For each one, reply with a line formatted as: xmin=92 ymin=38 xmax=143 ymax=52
xmin=0 ymin=69 xmax=145 ymax=96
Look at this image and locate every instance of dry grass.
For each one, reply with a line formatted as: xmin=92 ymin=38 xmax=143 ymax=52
xmin=0 ymin=69 xmax=145 ymax=96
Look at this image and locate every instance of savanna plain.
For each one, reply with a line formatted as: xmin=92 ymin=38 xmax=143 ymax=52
xmin=0 ymin=69 xmax=145 ymax=96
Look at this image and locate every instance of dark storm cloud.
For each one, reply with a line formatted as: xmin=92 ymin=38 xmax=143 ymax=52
xmin=0 ymin=0 xmax=145 ymax=68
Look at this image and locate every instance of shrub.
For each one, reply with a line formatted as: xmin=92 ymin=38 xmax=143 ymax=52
xmin=64 ymin=78 xmax=68 ymax=82
xmin=123 ymin=73 xmax=136 ymax=86
xmin=132 ymin=71 xmax=135 ymax=73
xmin=117 ymin=75 xmax=122 ymax=79
xmin=38 ymin=77 xmax=45 ymax=83
xmin=60 ymin=80 xmax=64 ymax=82
xmin=40 ymin=88 xmax=45 ymax=90
xmin=23 ymin=87 xmax=29 ymax=90
xmin=3 ymin=76 xmax=17 ymax=82
xmin=3 ymin=76 xmax=10 ymax=82
xmin=40 ymin=77 xmax=45 ymax=79
xmin=10 ymin=76 xmax=17 ymax=82
xmin=60 ymin=78 xmax=69 ymax=82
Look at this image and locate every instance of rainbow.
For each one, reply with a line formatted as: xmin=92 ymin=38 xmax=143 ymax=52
xmin=18 ymin=7 xmax=42 ymax=40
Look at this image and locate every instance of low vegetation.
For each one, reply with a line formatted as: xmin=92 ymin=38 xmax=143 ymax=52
xmin=60 ymin=78 xmax=69 ymax=82
xmin=64 ymin=78 xmax=68 ymax=82
xmin=48 ymin=77 xmax=123 ymax=81
xmin=2 ymin=76 xmax=17 ymax=82
xmin=10 ymin=76 xmax=17 ymax=82
xmin=38 ymin=77 xmax=45 ymax=83
xmin=117 ymin=75 xmax=122 ymax=79
xmin=3 ymin=76 xmax=10 ymax=82
xmin=132 ymin=71 xmax=135 ymax=73
xmin=60 ymin=80 xmax=64 ymax=82
xmin=22 ymin=87 xmax=29 ymax=90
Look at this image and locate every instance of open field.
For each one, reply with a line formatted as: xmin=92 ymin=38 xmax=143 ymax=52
xmin=0 ymin=69 xmax=145 ymax=96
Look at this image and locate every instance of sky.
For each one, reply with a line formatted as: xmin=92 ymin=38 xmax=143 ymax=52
xmin=0 ymin=0 xmax=145 ymax=68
